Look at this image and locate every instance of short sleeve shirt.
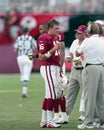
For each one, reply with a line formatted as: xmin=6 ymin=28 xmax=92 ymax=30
xmin=77 ymin=35 xmax=104 ymax=66
xmin=37 ymin=33 xmax=60 ymax=66
xmin=14 ymin=34 xmax=36 ymax=56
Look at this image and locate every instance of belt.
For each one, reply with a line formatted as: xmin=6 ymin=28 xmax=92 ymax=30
xmin=74 ymin=67 xmax=83 ymax=70
xmin=86 ymin=63 xmax=102 ymax=67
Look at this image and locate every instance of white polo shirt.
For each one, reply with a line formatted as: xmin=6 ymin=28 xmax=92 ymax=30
xmin=69 ymin=39 xmax=83 ymax=68
xmin=77 ymin=34 xmax=104 ymax=67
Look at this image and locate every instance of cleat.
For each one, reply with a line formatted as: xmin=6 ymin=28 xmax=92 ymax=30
xmin=58 ymin=112 xmax=62 ymax=118
xmin=93 ymin=122 xmax=100 ymax=128
xmin=99 ymin=122 xmax=104 ymax=128
xmin=47 ymin=121 xmax=61 ymax=128
xmin=22 ymin=94 xmax=29 ymax=98
xmin=56 ymin=113 xmax=69 ymax=124
xmin=53 ymin=113 xmax=60 ymax=122
xmin=56 ymin=117 xmax=69 ymax=124
xmin=40 ymin=122 xmax=47 ymax=128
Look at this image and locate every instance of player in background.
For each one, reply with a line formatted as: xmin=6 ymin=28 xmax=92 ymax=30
xmin=39 ymin=23 xmax=48 ymax=34
xmin=53 ymin=31 xmax=69 ymax=124
xmin=37 ymin=19 xmax=64 ymax=128
xmin=13 ymin=27 xmax=37 ymax=98
xmin=28 ymin=23 xmax=48 ymax=60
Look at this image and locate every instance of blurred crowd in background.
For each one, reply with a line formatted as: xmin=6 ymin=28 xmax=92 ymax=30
xmin=0 ymin=0 xmax=104 ymax=73
xmin=0 ymin=0 xmax=104 ymax=45
xmin=0 ymin=0 xmax=104 ymax=14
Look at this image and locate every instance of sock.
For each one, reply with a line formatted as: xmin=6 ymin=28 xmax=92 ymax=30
xmin=47 ymin=110 xmax=53 ymax=123
xmin=41 ymin=98 xmax=48 ymax=123
xmin=54 ymin=98 xmax=60 ymax=113
xmin=61 ymin=112 xmax=68 ymax=119
xmin=22 ymin=80 xmax=28 ymax=95
xmin=42 ymin=98 xmax=47 ymax=110
xmin=22 ymin=86 xmax=28 ymax=95
xmin=59 ymin=96 xmax=66 ymax=112
xmin=41 ymin=110 xmax=47 ymax=123
xmin=47 ymin=98 xmax=54 ymax=111
xmin=53 ymin=113 xmax=59 ymax=121
xmin=47 ymin=98 xmax=54 ymax=123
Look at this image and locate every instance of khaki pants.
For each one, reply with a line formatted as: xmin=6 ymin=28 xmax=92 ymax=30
xmin=83 ymin=65 xmax=104 ymax=124
xmin=66 ymin=67 xmax=83 ymax=115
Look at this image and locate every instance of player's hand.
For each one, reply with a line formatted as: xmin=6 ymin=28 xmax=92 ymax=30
xmin=28 ymin=53 xmax=34 ymax=61
xmin=54 ymin=42 xmax=61 ymax=50
xmin=28 ymin=53 xmax=39 ymax=60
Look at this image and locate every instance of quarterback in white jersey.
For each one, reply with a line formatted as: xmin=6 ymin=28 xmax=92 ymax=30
xmin=13 ymin=27 xmax=37 ymax=98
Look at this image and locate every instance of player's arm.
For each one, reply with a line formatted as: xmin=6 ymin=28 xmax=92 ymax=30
xmin=28 ymin=39 xmax=38 ymax=60
xmin=28 ymin=53 xmax=39 ymax=60
xmin=60 ymin=41 xmax=65 ymax=67
xmin=13 ymin=40 xmax=18 ymax=53
xmin=13 ymin=48 xmax=17 ymax=52
xmin=39 ymin=42 xmax=61 ymax=61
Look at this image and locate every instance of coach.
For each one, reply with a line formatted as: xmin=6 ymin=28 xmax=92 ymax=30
xmin=76 ymin=22 xmax=104 ymax=129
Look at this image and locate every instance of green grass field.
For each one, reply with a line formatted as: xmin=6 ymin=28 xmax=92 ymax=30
xmin=0 ymin=73 xmax=101 ymax=130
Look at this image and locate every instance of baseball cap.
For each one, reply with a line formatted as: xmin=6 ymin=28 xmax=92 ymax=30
xmin=75 ymin=25 xmax=87 ymax=33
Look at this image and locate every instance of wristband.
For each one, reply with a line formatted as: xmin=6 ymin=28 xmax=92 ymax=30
xmin=45 ymin=51 xmax=51 ymax=58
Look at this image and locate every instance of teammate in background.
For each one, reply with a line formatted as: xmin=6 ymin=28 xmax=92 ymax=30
xmin=39 ymin=23 xmax=48 ymax=34
xmin=13 ymin=27 xmax=37 ymax=98
xmin=37 ymin=19 xmax=63 ymax=128
xmin=28 ymin=23 xmax=48 ymax=60
xmin=66 ymin=25 xmax=87 ymax=121
xmin=53 ymin=31 xmax=69 ymax=124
